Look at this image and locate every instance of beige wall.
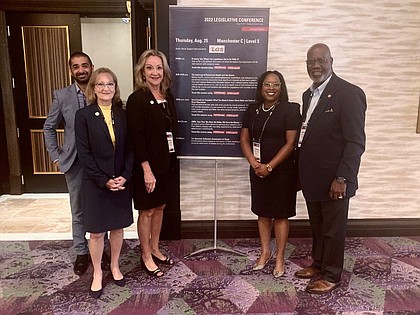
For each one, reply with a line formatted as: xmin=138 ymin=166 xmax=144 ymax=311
xmin=178 ymin=0 xmax=420 ymax=220
xmin=81 ymin=18 xmax=132 ymax=103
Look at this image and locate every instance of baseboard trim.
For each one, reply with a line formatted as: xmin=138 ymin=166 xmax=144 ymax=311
xmin=180 ymin=218 xmax=420 ymax=239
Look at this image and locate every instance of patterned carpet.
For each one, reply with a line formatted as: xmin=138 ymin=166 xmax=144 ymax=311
xmin=1 ymin=236 xmax=420 ymax=315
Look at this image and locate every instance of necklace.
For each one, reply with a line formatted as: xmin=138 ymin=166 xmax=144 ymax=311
xmin=261 ymin=103 xmax=276 ymax=112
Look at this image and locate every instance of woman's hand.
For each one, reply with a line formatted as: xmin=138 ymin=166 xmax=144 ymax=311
xmin=254 ymin=163 xmax=270 ymax=178
xmin=144 ymin=170 xmax=156 ymax=193
xmin=113 ymin=176 xmax=127 ymax=190
xmin=105 ymin=176 xmax=127 ymax=191
xmin=251 ymin=160 xmax=261 ymax=171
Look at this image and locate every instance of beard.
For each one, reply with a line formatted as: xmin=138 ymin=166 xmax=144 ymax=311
xmin=73 ymin=72 xmax=90 ymax=85
xmin=308 ymin=67 xmax=332 ymax=86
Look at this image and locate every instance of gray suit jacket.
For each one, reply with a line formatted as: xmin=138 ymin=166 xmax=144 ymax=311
xmin=44 ymin=83 xmax=83 ymax=173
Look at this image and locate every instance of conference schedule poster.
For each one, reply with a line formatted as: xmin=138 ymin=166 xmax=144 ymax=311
xmin=169 ymin=7 xmax=269 ymax=158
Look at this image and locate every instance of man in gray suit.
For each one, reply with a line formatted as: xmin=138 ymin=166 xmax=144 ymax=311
xmin=295 ymin=43 xmax=366 ymax=294
xmin=44 ymin=52 xmax=109 ymax=275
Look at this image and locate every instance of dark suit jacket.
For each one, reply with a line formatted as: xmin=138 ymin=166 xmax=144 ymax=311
xmin=126 ymin=89 xmax=178 ymax=175
xmin=44 ymin=83 xmax=81 ymax=173
xmin=74 ymin=103 xmax=134 ymax=188
xmin=299 ymin=73 xmax=367 ymax=201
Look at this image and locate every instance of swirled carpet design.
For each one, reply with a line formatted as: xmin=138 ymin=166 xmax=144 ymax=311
xmin=1 ymin=237 xmax=419 ymax=314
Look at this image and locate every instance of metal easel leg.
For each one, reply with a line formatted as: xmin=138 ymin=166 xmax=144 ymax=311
xmin=184 ymin=159 xmax=246 ymax=258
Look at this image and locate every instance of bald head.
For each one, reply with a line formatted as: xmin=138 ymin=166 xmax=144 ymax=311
xmin=307 ymin=43 xmax=332 ymax=58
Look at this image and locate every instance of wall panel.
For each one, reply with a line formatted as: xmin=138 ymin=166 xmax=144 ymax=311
xmin=178 ymin=0 xmax=420 ymax=220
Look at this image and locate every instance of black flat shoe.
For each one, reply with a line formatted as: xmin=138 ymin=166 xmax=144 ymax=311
xmin=90 ymin=288 xmax=103 ymax=299
xmin=141 ymin=259 xmax=164 ymax=278
xmin=113 ymin=276 xmax=126 ymax=287
xmin=74 ymin=254 xmax=89 ymax=276
xmin=152 ymin=253 xmax=175 ymax=265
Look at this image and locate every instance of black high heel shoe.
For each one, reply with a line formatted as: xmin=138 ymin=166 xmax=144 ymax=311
xmin=152 ymin=253 xmax=175 ymax=265
xmin=113 ymin=276 xmax=126 ymax=287
xmin=141 ymin=259 xmax=164 ymax=278
xmin=90 ymin=288 xmax=103 ymax=299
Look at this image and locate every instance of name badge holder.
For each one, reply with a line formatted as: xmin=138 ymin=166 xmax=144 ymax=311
xmin=166 ymin=132 xmax=175 ymax=153
xmin=252 ymin=141 xmax=261 ymax=162
xmin=298 ymin=122 xmax=307 ymax=147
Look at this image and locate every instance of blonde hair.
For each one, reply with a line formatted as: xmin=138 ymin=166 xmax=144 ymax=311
xmin=86 ymin=67 xmax=121 ymax=105
xmin=133 ymin=49 xmax=172 ymax=97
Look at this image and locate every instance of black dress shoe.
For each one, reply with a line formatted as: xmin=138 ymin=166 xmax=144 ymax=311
xmin=113 ymin=276 xmax=126 ymax=287
xmin=101 ymin=251 xmax=111 ymax=271
xmin=90 ymin=288 xmax=103 ymax=299
xmin=141 ymin=259 xmax=164 ymax=278
xmin=74 ymin=254 xmax=89 ymax=276
xmin=152 ymin=253 xmax=175 ymax=265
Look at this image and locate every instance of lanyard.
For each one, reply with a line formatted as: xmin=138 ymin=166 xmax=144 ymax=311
xmin=158 ymin=101 xmax=173 ymax=132
xmin=251 ymin=103 xmax=276 ymax=142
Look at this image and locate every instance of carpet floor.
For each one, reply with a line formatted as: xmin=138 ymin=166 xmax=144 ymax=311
xmin=1 ymin=237 xmax=420 ymax=314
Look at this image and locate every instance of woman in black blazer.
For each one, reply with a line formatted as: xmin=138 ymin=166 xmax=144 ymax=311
xmin=126 ymin=50 xmax=178 ymax=278
xmin=75 ymin=68 xmax=133 ymax=298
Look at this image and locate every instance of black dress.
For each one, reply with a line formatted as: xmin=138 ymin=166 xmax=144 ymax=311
xmin=242 ymin=101 xmax=301 ymax=219
xmin=126 ymin=89 xmax=178 ymax=211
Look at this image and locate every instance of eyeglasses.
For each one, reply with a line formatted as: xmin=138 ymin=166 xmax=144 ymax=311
xmin=262 ymin=82 xmax=281 ymax=88
xmin=305 ymin=58 xmax=330 ymax=66
xmin=95 ymin=82 xmax=115 ymax=90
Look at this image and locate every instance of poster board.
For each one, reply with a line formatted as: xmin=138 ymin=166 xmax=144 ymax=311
xmin=169 ymin=7 xmax=270 ymax=158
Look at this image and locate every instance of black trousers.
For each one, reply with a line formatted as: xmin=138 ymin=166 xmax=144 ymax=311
xmin=306 ymin=198 xmax=350 ymax=283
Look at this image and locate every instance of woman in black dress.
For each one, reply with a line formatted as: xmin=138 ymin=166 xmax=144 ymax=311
xmin=126 ymin=50 xmax=178 ymax=278
xmin=75 ymin=68 xmax=134 ymax=298
xmin=240 ymin=70 xmax=301 ymax=277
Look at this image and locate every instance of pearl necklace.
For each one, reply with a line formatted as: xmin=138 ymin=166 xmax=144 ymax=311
xmin=261 ymin=103 xmax=276 ymax=112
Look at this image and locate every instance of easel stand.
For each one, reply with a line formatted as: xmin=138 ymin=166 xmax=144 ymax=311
xmin=184 ymin=159 xmax=246 ymax=258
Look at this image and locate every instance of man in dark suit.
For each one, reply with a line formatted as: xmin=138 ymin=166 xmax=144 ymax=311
xmin=295 ymin=43 xmax=366 ymax=294
xmin=44 ymin=52 xmax=109 ymax=275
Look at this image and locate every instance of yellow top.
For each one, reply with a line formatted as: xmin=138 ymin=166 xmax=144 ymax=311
xmin=99 ymin=105 xmax=115 ymax=148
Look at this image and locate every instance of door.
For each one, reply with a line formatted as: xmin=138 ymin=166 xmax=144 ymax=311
xmin=0 ymin=92 xmax=9 ymax=194
xmin=131 ymin=0 xmax=153 ymax=67
xmin=7 ymin=13 xmax=82 ymax=192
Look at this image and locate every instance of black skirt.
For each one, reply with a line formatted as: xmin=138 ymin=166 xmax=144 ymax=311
xmin=133 ymin=168 xmax=173 ymax=210
xmin=250 ymin=165 xmax=297 ymax=219
xmin=82 ymin=179 xmax=133 ymax=233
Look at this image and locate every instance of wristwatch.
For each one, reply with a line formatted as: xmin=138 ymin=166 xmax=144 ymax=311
xmin=266 ymin=164 xmax=273 ymax=172
xmin=335 ymin=176 xmax=347 ymax=184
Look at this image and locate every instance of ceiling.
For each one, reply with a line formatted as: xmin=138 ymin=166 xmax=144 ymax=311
xmin=0 ymin=0 xmax=154 ymax=18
